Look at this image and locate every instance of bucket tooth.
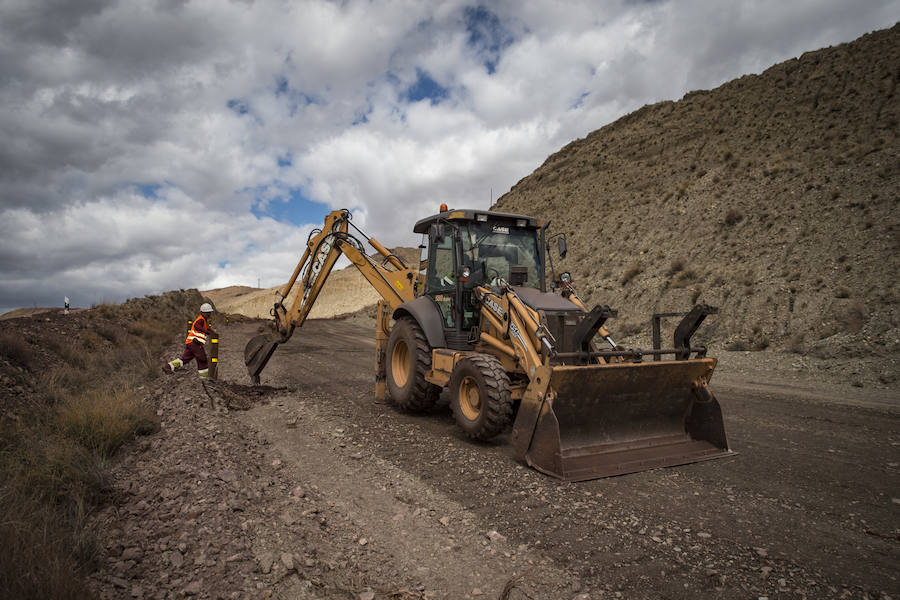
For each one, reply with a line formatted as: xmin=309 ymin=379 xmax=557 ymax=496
xmin=519 ymin=359 xmax=734 ymax=481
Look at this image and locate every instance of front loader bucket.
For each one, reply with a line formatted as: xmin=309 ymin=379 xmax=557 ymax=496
xmin=517 ymin=359 xmax=733 ymax=482
xmin=244 ymin=334 xmax=280 ymax=384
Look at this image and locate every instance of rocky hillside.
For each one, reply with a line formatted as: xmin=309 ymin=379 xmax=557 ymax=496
xmin=495 ymin=24 xmax=899 ymax=356
xmin=204 ymin=247 xmax=422 ymax=320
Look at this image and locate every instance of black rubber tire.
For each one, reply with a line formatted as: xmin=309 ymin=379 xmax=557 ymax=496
xmin=386 ymin=317 xmax=441 ymax=411
xmin=449 ymin=354 xmax=513 ymax=440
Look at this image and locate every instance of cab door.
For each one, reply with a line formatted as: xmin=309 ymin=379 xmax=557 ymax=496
xmin=425 ymin=230 xmax=458 ymax=331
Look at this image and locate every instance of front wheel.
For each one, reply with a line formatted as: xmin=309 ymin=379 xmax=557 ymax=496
xmin=450 ymin=354 xmax=513 ymax=440
xmin=386 ymin=318 xmax=441 ymax=411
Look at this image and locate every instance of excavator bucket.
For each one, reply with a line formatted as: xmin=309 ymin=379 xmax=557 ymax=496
xmin=244 ymin=334 xmax=280 ymax=384
xmin=517 ymin=358 xmax=733 ymax=481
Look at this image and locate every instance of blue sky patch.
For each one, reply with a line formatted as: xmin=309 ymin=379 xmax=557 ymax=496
xmin=463 ymin=5 xmax=515 ymax=74
xmin=277 ymin=153 xmax=292 ymax=167
xmin=227 ymin=98 xmax=250 ymax=115
xmin=134 ymin=183 xmax=163 ymax=198
xmin=273 ymin=76 xmax=317 ymax=116
xmin=404 ymin=68 xmax=449 ymax=104
xmin=250 ymin=186 xmax=330 ymax=227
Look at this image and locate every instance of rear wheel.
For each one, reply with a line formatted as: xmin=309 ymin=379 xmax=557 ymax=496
xmin=450 ymin=354 xmax=513 ymax=440
xmin=386 ymin=318 xmax=441 ymax=411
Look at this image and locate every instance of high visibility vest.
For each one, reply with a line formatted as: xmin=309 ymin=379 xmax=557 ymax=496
xmin=185 ymin=315 xmax=209 ymax=344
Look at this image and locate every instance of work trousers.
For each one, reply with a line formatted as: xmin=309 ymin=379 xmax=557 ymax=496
xmin=180 ymin=340 xmax=209 ymax=370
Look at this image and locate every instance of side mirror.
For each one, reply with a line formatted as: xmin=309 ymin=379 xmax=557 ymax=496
xmin=557 ymin=236 xmax=568 ymax=258
xmin=430 ymin=222 xmax=445 ymax=245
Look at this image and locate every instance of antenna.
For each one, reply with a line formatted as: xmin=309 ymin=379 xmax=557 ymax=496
xmin=490 ymin=187 xmax=493 ymax=209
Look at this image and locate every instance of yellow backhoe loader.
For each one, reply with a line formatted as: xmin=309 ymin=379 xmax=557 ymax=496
xmin=245 ymin=208 xmax=733 ymax=481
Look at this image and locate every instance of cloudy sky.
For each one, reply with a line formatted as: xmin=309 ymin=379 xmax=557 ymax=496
xmin=0 ymin=0 xmax=897 ymax=313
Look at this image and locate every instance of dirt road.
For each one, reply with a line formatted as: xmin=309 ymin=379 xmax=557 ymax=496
xmin=203 ymin=317 xmax=899 ymax=600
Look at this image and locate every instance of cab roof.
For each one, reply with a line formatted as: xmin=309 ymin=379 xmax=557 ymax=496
xmin=413 ymin=209 xmax=540 ymax=234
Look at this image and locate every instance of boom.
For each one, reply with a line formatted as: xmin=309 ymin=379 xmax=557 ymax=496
xmin=244 ymin=209 xmax=418 ymax=384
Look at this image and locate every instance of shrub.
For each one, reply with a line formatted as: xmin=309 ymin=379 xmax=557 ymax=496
xmin=787 ymin=333 xmax=806 ymax=353
xmin=621 ymin=263 xmax=643 ymax=285
xmin=843 ymin=300 xmax=866 ymax=333
xmin=724 ymin=209 xmax=743 ymax=226
xmin=668 ymin=258 xmax=686 ymax=275
xmin=671 ymin=269 xmax=698 ymax=289
xmin=725 ymin=340 xmax=749 ymax=351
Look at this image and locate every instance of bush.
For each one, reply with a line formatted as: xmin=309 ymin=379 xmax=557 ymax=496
xmin=843 ymin=300 xmax=866 ymax=333
xmin=787 ymin=333 xmax=806 ymax=353
xmin=621 ymin=263 xmax=643 ymax=285
xmin=671 ymin=269 xmax=698 ymax=289
xmin=724 ymin=209 xmax=743 ymax=226
xmin=726 ymin=340 xmax=749 ymax=351
xmin=668 ymin=258 xmax=686 ymax=275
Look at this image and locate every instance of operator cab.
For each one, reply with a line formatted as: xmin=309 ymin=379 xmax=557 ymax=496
xmin=414 ymin=208 xmax=548 ymax=349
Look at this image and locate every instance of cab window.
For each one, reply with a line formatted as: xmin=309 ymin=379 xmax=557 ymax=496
xmin=426 ymin=234 xmax=456 ymax=293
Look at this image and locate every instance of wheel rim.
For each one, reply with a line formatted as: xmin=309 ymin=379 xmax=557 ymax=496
xmin=391 ymin=339 xmax=410 ymax=387
xmin=458 ymin=375 xmax=481 ymax=421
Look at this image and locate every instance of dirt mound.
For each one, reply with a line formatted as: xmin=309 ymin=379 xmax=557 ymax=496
xmin=494 ymin=23 xmax=900 ymax=356
xmin=204 ymin=247 xmax=422 ymax=320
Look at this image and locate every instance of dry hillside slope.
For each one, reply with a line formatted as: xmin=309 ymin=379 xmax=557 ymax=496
xmin=495 ymin=24 xmax=899 ymax=356
xmin=204 ymin=247 xmax=421 ymax=319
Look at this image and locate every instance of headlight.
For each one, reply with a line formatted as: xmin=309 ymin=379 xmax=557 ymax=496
xmin=560 ymin=272 xmax=572 ymax=284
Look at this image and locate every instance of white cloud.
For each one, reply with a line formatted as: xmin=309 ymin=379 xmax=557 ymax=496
xmin=1 ymin=0 xmax=897 ymax=311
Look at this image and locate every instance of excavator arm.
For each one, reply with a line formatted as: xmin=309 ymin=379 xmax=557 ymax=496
xmin=244 ymin=209 xmax=418 ymax=383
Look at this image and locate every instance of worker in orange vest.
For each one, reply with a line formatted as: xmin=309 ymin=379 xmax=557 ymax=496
xmin=164 ymin=303 xmax=219 ymax=377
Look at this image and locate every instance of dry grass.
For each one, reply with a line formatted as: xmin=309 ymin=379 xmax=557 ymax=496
xmin=56 ymin=390 xmax=158 ymax=458
xmin=45 ymin=336 xmax=88 ymax=369
xmin=0 ymin=289 xmax=200 ymax=599
xmin=0 ymin=487 xmax=96 ymax=600
xmin=0 ymin=333 xmax=38 ymax=371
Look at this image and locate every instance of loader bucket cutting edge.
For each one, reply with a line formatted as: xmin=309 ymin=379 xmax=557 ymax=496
xmin=522 ymin=359 xmax=734 ymax=482
xmin=244 ymin=335 xmax=280 ymax=382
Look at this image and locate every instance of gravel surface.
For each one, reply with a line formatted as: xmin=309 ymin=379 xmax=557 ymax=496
xmin=87 ymin=317 xmax=899 ymax=599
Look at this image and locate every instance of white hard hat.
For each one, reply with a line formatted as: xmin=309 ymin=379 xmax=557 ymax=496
xmin=200 ymin=303 xmax=214 ymax=313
